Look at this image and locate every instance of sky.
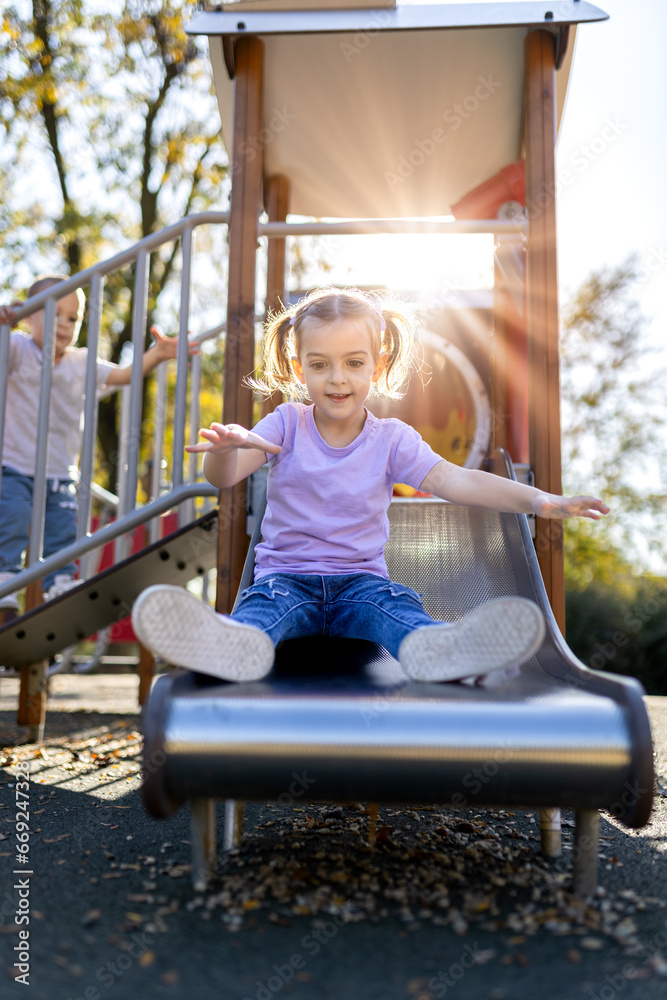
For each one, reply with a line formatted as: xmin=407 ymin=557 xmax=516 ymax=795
xmin=554 ymin=0 xmax=667 ymax=351
xmin=293 ymin=0 xmax=667 ymax=355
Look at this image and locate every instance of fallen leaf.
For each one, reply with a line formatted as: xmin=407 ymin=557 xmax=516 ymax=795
xmin=580 ymin=937 xmax=605 ymax=951
xmin=82 ymin=909 xmax=101 ymax=928
xmin=406 ymin=978 xmax=430 ymax=994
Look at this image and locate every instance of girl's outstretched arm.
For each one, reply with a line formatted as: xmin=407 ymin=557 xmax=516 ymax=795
xmin=186 ymin=422 xmax=281 ymax=489
xmin=420 ymin=460 xmax=609 ymax=520
xmin=106 ymin=326 xmax=199 ymax=385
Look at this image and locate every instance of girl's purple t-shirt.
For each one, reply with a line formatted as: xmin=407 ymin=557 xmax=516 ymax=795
xmin=250 ymin=402 xmax=441 ymax=580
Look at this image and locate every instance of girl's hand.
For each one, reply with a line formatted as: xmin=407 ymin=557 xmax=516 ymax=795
xmin=150 ymin=325 xmax=200 ymax=359
xmin=186 ymin=422 xmax=281 ymax=455
xmin=0 ymin=301 xmax=22 ymax=328
xmin=533 ymin=494 xmax=610 ymax=520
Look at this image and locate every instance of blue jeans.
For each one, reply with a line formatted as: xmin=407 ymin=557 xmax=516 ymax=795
xmin=0 ymin=466 xmax=78 ymax=591
xmin=233 ymin=573 xmax=439 ymax=659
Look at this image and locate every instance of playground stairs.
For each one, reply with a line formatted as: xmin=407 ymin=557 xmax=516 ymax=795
xmin=0 ymin=509 xmax=219 ymax=740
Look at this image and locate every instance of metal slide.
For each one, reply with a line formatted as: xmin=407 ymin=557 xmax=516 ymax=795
xmin=141 ymin=451 xmax=655 ymax=895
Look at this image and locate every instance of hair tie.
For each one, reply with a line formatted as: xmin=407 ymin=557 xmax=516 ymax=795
xmin=376 ymin=306 xmax=386 ymax=331
xmin=289 ymin=313 xmax=296 ymax=326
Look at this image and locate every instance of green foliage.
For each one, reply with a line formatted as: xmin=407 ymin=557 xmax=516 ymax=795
xmin=566 ymin=568 xmax=667 ymax=696
xmin=561 ymin=256 xmax=667 ymax=564
xmin=562 ymin=260 xmax=667 ymax=692
xmin=564 ymin=520 xmax=637 ymax=595
xmin=566 ymin=516 xmax=667 ymax=696
xmin=0 ymin=1 xmax=228 ymax=488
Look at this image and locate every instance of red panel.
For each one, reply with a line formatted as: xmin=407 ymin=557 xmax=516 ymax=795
xmin=451 ymin=160 xmax=525 ymax=220
xmin=89 ymin=512 xmax=180 ymax=642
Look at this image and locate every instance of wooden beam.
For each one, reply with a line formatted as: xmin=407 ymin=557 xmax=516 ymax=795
xmin=492 ymin=256 xmax=529 ymax=464
xmin=264 ymin=173 xmax=290 ymax=416
xmin=491 ymin=257 xmax=510 ymax=456
xmin=216 ymin=35 xmax=265 ymax=613
xmin=265 ymin=174 xmax=289 ymax=310
xmin=17 ymin=661 xmax=47 ymax=742
xmin=17 ymin=577 xmax=47 ymax=740
xmin=523 ymin=29 xmax=564 ymax=629
xmin=137 ymin=643 xmax=155 ymax=707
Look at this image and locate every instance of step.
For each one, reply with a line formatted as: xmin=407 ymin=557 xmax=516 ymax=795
xmin=0 ymin=510 xmax=219 ymax=668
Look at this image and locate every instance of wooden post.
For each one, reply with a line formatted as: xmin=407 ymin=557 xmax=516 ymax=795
xmin=223 ymin=799 xmax=245 ymax=850
xmin=523 ymin=30 xmax=564 ymax=629
xmin=492 ymin=253 xmax=529 ymax=464
xmin=572 ymin=808 xmax=600 ymax=898
xmin=263 ymin=174 xmax=290 ymax=416
xmin=216 ymin=36 xmax=265 ymax=614
xmin=137 ymin=643 xmax=154 ymax=707
xmin=191 ymin=798 xmax=217 ymax=891
xmin=17 ymin=579 xmax=47 ymax=741
xmin=539 ymin=806 xmax=562 ymax=858
xmin=265 ymin=174 xmax=289 ymax=313
xmin=491 ymin=256 xmax=510 ymax=456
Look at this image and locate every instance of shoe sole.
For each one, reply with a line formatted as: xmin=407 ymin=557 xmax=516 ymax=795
xmin=0 ymin=577 xmax=19 ymax=612
xmin=132 ymin=585 xmax=274 ymax=682
xmin=399 ymin=597 xmax=546 ymax=682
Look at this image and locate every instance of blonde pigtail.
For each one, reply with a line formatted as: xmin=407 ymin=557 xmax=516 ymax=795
xmin=244 ymin=310 xmax=305 ymax=398
xmin=377 ymin=309 xmax=415 ymax=399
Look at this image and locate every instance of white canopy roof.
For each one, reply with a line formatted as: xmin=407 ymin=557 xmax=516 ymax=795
xmin=188 ymin=2 xmax=608 ymax=218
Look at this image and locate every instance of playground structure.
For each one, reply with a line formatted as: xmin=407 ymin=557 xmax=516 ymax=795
xmin=0 ymin=2 xmax=655 ymax=895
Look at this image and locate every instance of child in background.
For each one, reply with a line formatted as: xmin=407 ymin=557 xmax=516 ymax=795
xmin=132 ymin=287 xmax=608 ymax=685
xmin=0 ymin=274 xmax=194 ymax=612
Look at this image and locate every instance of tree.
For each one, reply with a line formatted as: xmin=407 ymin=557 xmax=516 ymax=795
xmin=561 ymin=259 xmax=667 ymax=692
xmin=0 ymin=0 xmax=229 ymax=488
xmin=560 ymin=256 xmax=667 ymax=570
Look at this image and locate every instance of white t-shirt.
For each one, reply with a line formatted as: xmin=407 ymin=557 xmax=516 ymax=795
xmin=2 ymin=331 xmax=116 ymax=480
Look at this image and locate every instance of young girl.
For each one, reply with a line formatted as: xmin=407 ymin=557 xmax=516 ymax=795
xmin=132 ymin=287 xmax=608 ymax=684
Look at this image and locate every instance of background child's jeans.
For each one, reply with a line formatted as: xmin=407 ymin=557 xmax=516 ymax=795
xmin=0 ymin=466 xmax=78 ymax=591
xmin=233 ymin=572 xmax=440 ymax=659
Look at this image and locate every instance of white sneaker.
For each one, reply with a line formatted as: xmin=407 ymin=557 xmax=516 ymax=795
xmin=0 ymin=571 xmax=20 ymax=611
xmin=398 ymin=598 xmax=546 ymax=683
xmin=131 ymin=584 xmax=275 ymax=682
xmin=45 ymin=574 xmax=81 ymax=601
xmin=462 ymin=664 xmax=522 ymax=688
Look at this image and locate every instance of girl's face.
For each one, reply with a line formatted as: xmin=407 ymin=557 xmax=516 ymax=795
xmin=292 ymin=317 xmax=386 ymax=439
xmin=27 ymin=290 xmax=83 ymax=362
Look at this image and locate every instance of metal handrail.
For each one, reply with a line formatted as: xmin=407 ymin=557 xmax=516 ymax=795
xmin=259 ymin=218 xmax=527 ymax=237
xmin=0 ymin=484 xmax=219 ymax=599
xmin=0 ymin=211 xmax=230 ymax=604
